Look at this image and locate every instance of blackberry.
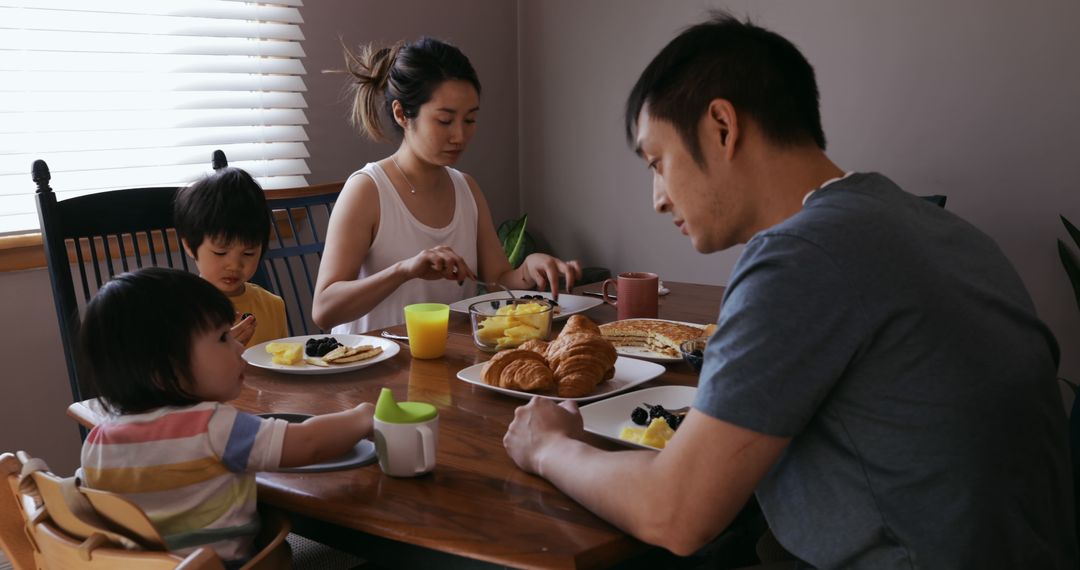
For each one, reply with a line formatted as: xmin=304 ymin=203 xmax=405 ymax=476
xmin=648 ymin=404 xmax=668 ymax=420
xmin=520 ymin=294 xmax=557 ymax=306
xmin=305 ymin=336 xmax=341 ymax=357
xmin=630 ymin=407 xmax=649 ymax=426
xmin=665 ymin=414 xmax=682 ymax=430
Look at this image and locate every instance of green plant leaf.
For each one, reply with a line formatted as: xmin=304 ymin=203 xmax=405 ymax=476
xmin=1063 ymin=215 xmax=1080 ymax=250
xmin=501 ymin=214 xmax=529 ymax=268
xmin=1058 ymin=239 xmax=1080 ymax=312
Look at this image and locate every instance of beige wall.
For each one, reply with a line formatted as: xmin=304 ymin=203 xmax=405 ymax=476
xmin=4 ymin=0 xmax=1079 ymax=473
xmin=518 ymin=0 xmax=1080 ymax=377
xmin=302 ymin=0 xmax=521 ymax=225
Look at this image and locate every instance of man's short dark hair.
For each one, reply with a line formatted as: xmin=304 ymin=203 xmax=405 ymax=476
xmin=625 ymin=11 xmax=826 ymax=165
xmin=78 ymin=267 xmax=236 ymax=414
xmin=174 ymin=167 xmax=271 ymax=255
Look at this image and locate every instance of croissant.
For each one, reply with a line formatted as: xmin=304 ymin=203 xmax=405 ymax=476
xmin=480 ymin=349 xmax=553 ymax=392
xmin=517 ymin=338 xmax=550 ymax=357
xmin=546 ymin=332 xmax=618 ymax=398
xmin=501 ymin=358 xmax=554 ymax=392
xmin=561 ymin=314 xmax=601 ymax=336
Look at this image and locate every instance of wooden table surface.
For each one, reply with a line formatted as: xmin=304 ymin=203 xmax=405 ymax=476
xmin=72 ymin=281 xmax=725 ymax=569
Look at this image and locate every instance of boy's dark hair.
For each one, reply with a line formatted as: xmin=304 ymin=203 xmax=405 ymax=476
xmin=174 ymin=167 xmax=270 ymax=255
xmin=625 ymin=11 xmax=826 ymax=165
xmin=77 ymin=267 xmax=235 ymax=414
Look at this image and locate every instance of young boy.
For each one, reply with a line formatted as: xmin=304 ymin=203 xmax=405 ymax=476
xmin=174 ymin=167 xmax=286 ymax=346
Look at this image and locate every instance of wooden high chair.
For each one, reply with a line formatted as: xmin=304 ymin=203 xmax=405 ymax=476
xmin=0 ymin=451 xmax=291 ymax=570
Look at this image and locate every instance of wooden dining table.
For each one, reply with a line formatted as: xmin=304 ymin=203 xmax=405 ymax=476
xmin=70 ymin=281 xmax=725 ymax=569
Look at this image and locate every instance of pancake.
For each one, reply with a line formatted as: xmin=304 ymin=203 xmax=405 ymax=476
xmin=599 ymin=319 xmax=705 ymax=357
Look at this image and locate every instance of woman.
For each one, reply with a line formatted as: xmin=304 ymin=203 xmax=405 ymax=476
xmin=314 ymin=37 xmax=580 ymax=333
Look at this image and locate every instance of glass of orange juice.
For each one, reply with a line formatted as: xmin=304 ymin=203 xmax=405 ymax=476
xmin=403 ymin=303 xmax=450 ymax=359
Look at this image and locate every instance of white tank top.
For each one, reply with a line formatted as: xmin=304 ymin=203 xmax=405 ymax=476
xmin=331 ymin=162 xmax=479 ymax=334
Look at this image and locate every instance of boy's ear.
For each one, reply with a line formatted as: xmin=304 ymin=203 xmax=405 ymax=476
xmin=181 ymin=238 xmax=196 ymax=259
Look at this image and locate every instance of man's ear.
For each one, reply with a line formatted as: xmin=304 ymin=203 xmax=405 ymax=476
xmin=181 ymin=238 xmax=196 ymax=259
xmin=706 ymin=99 xmax=739 ymax=160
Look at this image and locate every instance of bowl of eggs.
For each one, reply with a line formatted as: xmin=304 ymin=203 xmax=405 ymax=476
xmin=469 ymin=298 xmax=553 ymax=352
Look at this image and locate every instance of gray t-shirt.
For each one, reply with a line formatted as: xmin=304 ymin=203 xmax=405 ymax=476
xmin=695 ymin=172 xmax=1076 ymax=569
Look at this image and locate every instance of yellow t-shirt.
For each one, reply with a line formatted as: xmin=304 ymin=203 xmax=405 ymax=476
xmin=231 ymin=282 xmax=287 ymax=347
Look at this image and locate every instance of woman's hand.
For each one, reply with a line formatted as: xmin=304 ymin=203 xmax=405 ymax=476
xmin=231 ymin=313 xmax=256 ymax=346
xmin=519 ymin=253 xmax=582 ymax=297
xmin=399 ymin=245 xmax=478 ymax=283
xmin=504 ymin=397 xmax=585 ymax=476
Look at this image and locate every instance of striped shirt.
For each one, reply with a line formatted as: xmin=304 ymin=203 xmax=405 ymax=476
xmin=80 ymin=402 xmax=288 ymax=562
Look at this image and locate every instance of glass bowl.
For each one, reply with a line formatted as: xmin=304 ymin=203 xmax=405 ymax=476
xmin=469 ymin=298 xmax=553 ymax=352
xmin=680 ymin=337 xmax=708 ymax=372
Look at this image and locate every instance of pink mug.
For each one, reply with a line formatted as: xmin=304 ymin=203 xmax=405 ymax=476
xmin=601 ymin=272 xmax=659 ymax=320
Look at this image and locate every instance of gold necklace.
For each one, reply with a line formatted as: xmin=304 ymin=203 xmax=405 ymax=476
xmin=391 ymin=155 xmax=417 ymax=195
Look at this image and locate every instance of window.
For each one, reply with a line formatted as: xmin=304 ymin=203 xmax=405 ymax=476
xmin=0 ymin=0 xmax=310 ymax=235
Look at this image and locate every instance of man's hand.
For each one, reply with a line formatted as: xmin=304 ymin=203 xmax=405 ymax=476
xmin=504 ymin=397 xmax=585 ymax=475
xmin=231 ymin=312 xmax=256 ymax=346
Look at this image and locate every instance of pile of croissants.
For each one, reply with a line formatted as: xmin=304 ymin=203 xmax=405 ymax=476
xmin=481 ymin=315 xmax=617 ymax=398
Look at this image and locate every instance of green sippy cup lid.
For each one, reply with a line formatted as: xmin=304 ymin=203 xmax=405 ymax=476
xmin=374 ymin=387 xmax=437 ymax=423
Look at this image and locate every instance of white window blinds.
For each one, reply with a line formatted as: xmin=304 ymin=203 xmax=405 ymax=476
xmin=0 ymin=0 xmax=310 ymax=234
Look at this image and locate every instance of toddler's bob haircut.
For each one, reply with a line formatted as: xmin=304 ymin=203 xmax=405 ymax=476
xmin=78 ymin=267 xmax=235 ymax=414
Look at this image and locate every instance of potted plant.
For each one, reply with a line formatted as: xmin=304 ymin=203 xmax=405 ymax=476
xmin=1059 ymin=215 xmax=1080 ymax=392
xmin=1058 ymin=216 xmax=1080 ymax=537
xmin=498 ymin=213 xmax=536 ymax=268
xmin=1058 ymin=215 xmax=1080 ymax=316
xmin=497 ymin=214 xmax=610 ymax=286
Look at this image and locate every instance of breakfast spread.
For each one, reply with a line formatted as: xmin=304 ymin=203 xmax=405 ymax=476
xmin=481 ymin=315 xmax=616 ymax=397
xmin=599 ymin=319 xmax=712 ymax=358
xmin=265 ymin=337 xmax=384 ymax=367
xmin=474 ymin=300 xmax=552 ymax=349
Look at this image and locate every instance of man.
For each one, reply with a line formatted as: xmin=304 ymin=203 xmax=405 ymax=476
xmin=503 ymin=13 xmax=1076 ymax=569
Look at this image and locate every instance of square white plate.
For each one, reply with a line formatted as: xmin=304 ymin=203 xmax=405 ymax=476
xmin=449 ymin=290 xmax=603 ymax=321
xmin=578 ymin=385 xmax=697 ymax=450
xmin=455 ymin=356 xmax=665 ymax=403
xmin=243 ymin=334 xmax=400 ymax=375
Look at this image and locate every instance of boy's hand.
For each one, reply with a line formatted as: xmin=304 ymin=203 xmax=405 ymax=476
xmin=231 ymin=312 xmax=256 ymax=345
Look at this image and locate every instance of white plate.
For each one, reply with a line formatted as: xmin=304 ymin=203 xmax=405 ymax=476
xmin=244 ymin=334 xmax=400 ymax=375
xmin=455 ymin=356 xmax=665 ymax=403
xmin=602 ymin=318 xmax=710 ymax=363
xmin=449 ymin=290 xmax=603 ymax=321
xmin=579 ymin=385 xmax=697 ymax=450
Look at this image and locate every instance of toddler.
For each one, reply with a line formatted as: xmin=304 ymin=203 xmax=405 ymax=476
xmin=78 ymin=267 xmax=373 ymax=564
xmin=174 ymin=167 xmax=285 ymax=346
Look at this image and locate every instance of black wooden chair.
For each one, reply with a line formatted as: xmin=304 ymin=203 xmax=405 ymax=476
xmin=34 ymin=159 xmax=198 ymax=407
xmin=259 ymin=182 xmax=342 ymax=336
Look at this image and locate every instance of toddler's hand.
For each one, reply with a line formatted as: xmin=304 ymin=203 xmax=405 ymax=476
xmin=231 ymin=312 xmax=257 ymax=345
xmin=353 ymin=402 xmax=376 ymax=438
